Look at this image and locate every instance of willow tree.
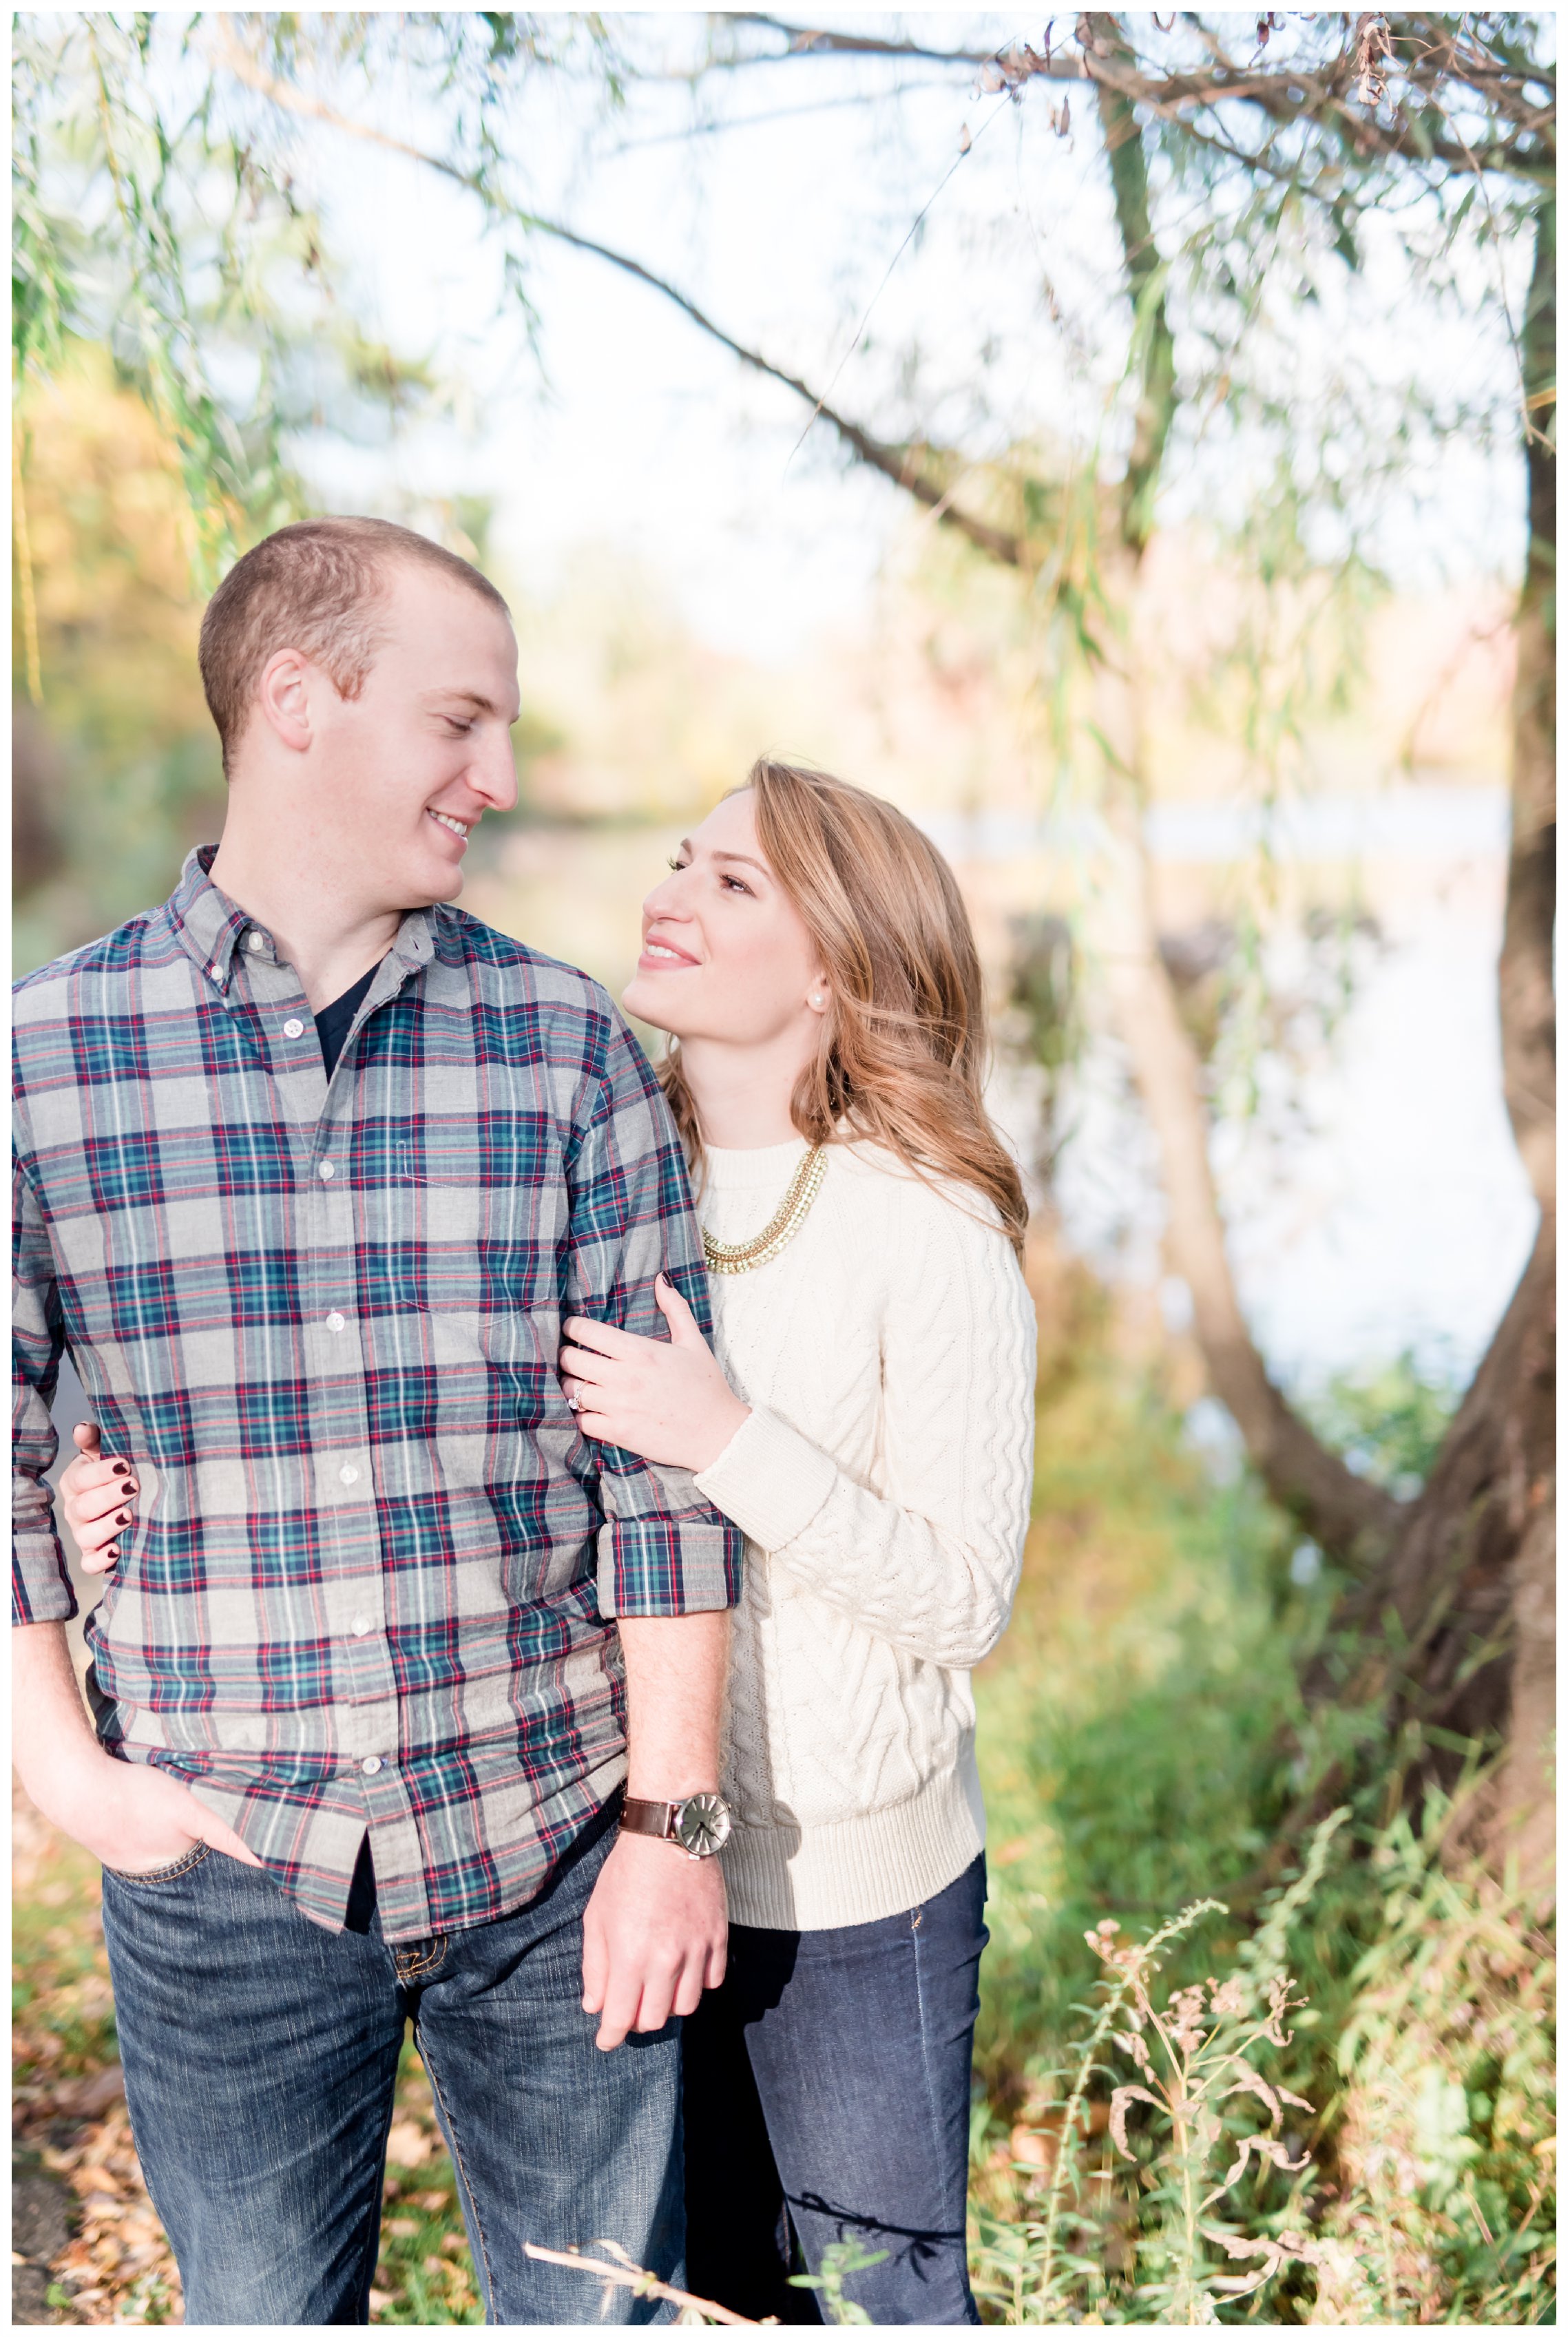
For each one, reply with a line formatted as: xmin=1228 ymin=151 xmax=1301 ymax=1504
xmin=615 ymin=9 xmax=1558 ymax=1885
xmin=14 ymin=12 xmax=1555 ymax=1881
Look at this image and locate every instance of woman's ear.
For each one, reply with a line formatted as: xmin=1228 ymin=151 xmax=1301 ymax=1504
xmin=255 ymin=647 xmax=315 ymax=756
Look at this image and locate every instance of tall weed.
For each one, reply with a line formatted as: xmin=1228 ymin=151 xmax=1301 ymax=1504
xmin=970 ymin=1333 xmax=1554 ymax=2323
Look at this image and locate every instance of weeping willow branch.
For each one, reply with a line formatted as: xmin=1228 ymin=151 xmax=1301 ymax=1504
xmin=210 ymin=31 xmax=1025 ymax=570
xmin=12 ymin=402 xmax=43 ymax=705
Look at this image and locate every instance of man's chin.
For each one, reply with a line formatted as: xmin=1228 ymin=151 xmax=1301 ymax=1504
xmin=409 ymin=854 xmax=466 ymax=909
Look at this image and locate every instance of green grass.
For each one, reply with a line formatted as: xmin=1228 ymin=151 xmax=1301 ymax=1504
xmin=967 ymin=1301 xmax=1555 ymax=2323
xmin=11 ymin=1827 xmax=120 ymax=2082
xmin=974 ymin=1328 xmax=1306 ymax=2108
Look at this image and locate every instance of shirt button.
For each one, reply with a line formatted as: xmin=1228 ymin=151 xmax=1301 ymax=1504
xmin=207 ymin=965 xmax=222 ymax=983
xmin=283 ymin=1018 xmax=305 ymax=1038
xmin=247 ymin=932 xmax=265 ymax=953
xmin=339 ymin=1463 xmax=359 ymax=1485
xmin=318 ymin=1161 xmax=335 ymax=1181
xmin=351 ymin=1614 xmax=371 ymax=1637
xmin=361 ymin=1757 xmax=383 ymax=1777
xmin=326 ymin=1312 xmax=346 ymax=1333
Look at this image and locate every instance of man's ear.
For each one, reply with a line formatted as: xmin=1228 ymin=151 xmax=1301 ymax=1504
xmin=255 ymin=647 xmax=315 ymax=755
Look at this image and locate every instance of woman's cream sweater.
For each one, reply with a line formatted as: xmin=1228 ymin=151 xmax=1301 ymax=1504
xmin=691 ymin=1135 xmax=1037 ymax=1931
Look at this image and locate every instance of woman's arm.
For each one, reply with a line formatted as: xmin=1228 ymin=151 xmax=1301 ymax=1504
xmin=694 ymin=1199 xmax=1037 ymax=1669
xmin=564 ymin=1193 xmax=1038 ymax=1673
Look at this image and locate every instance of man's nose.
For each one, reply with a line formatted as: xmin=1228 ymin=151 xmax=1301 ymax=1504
xmin=473 ymin=730 xmax=520 ymax=813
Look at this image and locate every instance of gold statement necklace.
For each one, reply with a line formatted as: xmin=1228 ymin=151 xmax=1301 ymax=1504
xmin=702 ymin=1145 xmax=827 ymax=1277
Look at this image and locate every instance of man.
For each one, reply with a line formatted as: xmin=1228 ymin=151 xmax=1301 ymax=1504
xmin=12 ymin=518 xmax=742 ymax=2325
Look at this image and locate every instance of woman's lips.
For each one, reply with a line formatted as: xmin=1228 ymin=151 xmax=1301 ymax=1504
xmin=638 ymin=940 xmax=700 ymax=970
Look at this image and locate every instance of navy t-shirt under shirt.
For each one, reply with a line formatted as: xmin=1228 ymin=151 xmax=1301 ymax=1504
xmin=315 ymin=963 xmax=379 ymax=1078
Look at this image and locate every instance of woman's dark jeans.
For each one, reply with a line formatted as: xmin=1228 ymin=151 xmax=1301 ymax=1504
xmin=684 ymin=1854 xmax=987 ymax=2327
xmin=99 ymin=1805 xmax=682 ymax=2326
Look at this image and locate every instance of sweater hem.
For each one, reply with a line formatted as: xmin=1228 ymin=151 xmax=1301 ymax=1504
xmin=722 ymin=1757 xmax=985 ymax=1931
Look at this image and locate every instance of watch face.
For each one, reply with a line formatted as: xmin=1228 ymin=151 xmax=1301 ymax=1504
xmin=673 ymin=1792 xmax=732 ymax=1858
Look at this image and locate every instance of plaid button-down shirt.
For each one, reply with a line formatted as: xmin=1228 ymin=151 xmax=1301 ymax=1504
xmin=12 ymin=848 xmax=742 ymax=1940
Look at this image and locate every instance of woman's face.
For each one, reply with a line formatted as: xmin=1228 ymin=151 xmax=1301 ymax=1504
xmin=623 ymin=790 xmax=826 ymax=1046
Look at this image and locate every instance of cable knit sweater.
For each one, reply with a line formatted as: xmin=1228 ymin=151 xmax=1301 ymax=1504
xmin=691 ymin=1135 xmax=1037 ymax=1931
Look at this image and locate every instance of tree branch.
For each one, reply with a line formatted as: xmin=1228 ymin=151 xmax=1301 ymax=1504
xmin=1087 ymin=14 xmax=1177 ymax=554
xmin=211 ymin=32 xmax=1025 ymax=571
xmin=724 ymin=16 xmax=1024 ymax=71
xmin=1500 ymin=191 xmax=1557 ymax=1214
xmin=713 ymin=12 xmax=1554 ymax=181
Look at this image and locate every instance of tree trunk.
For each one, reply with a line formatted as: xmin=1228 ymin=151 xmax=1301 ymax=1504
xmin=1499 ymin=196 xmax=1556 ymax=1221
xmin=1344 ymin=192 xmax=1556 ymax=1903
xmin=1083 ymin=34 xmax=1400 ymax=1563
xmin=1090 ymin=720 xmax=1401 ymax=1560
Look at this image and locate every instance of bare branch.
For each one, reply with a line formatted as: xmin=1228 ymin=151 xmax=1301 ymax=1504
xmin=211 ymin=31 xmax=1026 ymax=569
xmin=522 ymin=2243 xmax=761 ymax=2326
xmin=701 ymin=12 xmax=1554 ymax=181
xmin=723 ymin=15 xmax=1029 ymax=71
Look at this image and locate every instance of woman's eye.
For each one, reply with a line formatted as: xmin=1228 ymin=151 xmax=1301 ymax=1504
xmin=667 ymin=856 xmax=690 ymax=873
xmin=721 ymin=874 xmax=752 ymax=895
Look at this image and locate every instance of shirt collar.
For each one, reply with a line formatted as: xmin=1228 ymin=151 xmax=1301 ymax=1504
xmin=168 ymin=844 xmax=438 ymax=999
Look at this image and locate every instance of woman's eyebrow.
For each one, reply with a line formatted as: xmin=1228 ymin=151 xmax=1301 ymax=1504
xmin=711 ymin=850 xmax=770 ymax=874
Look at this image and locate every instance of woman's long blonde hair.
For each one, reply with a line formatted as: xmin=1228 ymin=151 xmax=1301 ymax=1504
xmin=659 ymin=758 xmax=1027 ymax=1257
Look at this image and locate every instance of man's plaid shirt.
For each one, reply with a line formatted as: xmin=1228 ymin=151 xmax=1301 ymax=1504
xmin=12 ymin=848 xmax=742 ymax=1940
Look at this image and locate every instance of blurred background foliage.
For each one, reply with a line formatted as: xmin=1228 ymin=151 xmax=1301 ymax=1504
xmin=10 ymin=10 xmax=1555 ymax=2327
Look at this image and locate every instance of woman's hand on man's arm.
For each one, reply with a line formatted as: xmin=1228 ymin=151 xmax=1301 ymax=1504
xmin=561 ymin=1275 xmax=750 ymax=1475
xmin=58 ymin=1422 xmax=138 ymax=1574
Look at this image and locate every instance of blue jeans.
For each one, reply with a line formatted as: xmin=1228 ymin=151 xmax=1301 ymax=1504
xmin=683 ymin=1854 xmax=986 ymax=2326
xmin=99 ymin=1805 xmax=682 ymax=2325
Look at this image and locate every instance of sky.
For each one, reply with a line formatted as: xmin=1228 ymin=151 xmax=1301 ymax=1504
xmin=275 ymin=10 xmax=1528 ymax=660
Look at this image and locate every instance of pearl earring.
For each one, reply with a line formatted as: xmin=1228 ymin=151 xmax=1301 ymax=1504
xmin=810 ymin=992 xmax=825 ymax=1009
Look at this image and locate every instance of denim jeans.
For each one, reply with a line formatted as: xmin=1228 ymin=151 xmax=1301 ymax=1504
xmin=100 ymin=1803 xmax=682 ymax=2326
xmin=683 ymin=1854 xmax=987 ymax=2327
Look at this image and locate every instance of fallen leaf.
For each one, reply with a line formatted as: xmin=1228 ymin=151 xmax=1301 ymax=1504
xmin=70 ymin=2163 xmax=121 ymax=2198
xmin=384 ymin=2121 xmax=432 ymax=2166
xmin=64 ymin=2064 xmax=127 ymax=2119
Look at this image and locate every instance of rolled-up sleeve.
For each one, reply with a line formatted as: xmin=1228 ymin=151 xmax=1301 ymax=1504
xmin=12 ymin=1146 xmax=73 ymax=1625
xmin=565 ymin=1017 xmax=743 ymax=1618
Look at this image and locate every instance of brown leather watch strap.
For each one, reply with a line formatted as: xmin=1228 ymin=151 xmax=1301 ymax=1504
xmin=618 ymin=1796 xmax=677 ymax=1841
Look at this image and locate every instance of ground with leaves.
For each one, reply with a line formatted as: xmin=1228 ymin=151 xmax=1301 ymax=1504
xmin=11 ymin=1792 xmax=481 ymax=2327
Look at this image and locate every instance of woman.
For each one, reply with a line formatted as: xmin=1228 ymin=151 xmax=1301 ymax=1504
xmin=60 ymin=759 xmax=1037 ymax=2327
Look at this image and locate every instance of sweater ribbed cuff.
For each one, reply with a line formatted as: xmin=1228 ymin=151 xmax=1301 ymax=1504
xmin=693 ymin=1405 xmax=839 ymax=1553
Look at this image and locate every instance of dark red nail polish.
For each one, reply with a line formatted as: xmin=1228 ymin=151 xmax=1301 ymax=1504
xmin=112 ymin=1460 xmax=130 ymax=1476
xmin=116 ymin=1509 xmax=131 ymax=1526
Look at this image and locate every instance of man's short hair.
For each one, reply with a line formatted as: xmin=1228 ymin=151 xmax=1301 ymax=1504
xmin=198 ymin=516 xmax=512 ymax=775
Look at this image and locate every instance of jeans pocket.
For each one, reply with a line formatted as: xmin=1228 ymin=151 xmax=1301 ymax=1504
xmin=103 ymin=1842 xmax=212 ymax=1887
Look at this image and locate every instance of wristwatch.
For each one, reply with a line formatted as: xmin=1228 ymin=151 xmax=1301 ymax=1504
xmin=619 ymin=1790 xmax=733 ymax=1860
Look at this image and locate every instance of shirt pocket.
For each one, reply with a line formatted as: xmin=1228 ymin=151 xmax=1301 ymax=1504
xmin=393 ymin=1128 xmax=563 ymax=1314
